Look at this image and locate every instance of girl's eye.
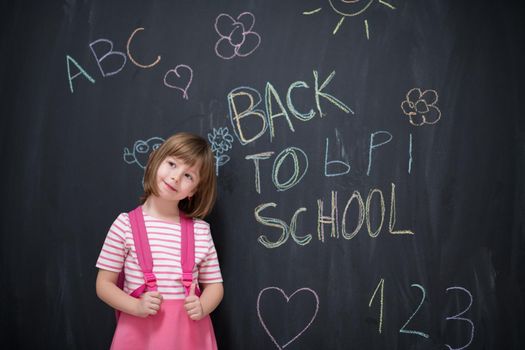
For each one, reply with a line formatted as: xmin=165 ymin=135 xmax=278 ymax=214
xmin=185 ymin=174 xmax=193 ymax=180
xmin=168 ymin=161 xmax=176 ymax=167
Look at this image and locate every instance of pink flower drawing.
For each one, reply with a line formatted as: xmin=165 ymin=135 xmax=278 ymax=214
xmin=214 ymin=12 xmax=261 ymax=60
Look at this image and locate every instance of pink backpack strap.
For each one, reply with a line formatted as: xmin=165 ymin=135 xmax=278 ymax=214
xmin=180 ymin=211 xmax=201 ymax=296
xmin=128 ymin=206 xmax=158 ymax=297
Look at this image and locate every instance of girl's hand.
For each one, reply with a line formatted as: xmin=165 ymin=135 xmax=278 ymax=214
xmin=184 ymin=283 xmax=204 ymax=320
xmin=135 ymin=291 xmax=163 ymax=317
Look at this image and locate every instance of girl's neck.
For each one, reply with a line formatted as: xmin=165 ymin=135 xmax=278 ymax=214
xmin=142 ymin=196 xmax=180 ymax=222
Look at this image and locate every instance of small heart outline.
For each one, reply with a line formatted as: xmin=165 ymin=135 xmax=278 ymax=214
xmin=163 ymin=64 xmax=193 ymax=100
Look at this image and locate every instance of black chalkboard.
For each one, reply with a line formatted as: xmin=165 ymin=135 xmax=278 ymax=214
xmin=2 ymin=0 xmax=524 ymax=349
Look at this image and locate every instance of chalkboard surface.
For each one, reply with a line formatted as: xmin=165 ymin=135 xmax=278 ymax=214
xmin=2 ymin=1 xmax=524 ymax=349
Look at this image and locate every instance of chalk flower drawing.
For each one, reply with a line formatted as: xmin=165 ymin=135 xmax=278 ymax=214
xmin=123 ymin=137 xmax=165 ymax=169
xmin=214 ymin=12 xmax=261 ymax=59
xmin=209 ymin=127 xmax=234 ymax=154
xmin=401 ymin=88 xmax=441 ymax=126
xmin=208 ymin=127 xmax=234 ymax=175
xmin=303 ymin=0 xmax=395 ymax=39
xmin=257 ymin=287 xmax=320 ymax=350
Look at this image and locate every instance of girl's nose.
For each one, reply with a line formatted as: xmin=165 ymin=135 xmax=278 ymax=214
xmin=171 ymin=172 xmax=181 ymax=182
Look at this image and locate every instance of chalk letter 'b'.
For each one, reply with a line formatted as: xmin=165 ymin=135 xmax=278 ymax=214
xmin=66 ymin=55 xmax=95 ymax=93
xmin=89 ymin=39 xmax=127 ymax=77
xmin=228 ymin=87 xmax=267 ymax=145
xmin=324 ymin=137 xmax=350 ymax=177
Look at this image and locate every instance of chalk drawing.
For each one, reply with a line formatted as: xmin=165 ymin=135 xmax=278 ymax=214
xmin=401 ymin=88 xmax=442 ymax=126
xmin=324 ymin=137 xmax=351 ymax=177
xmin=366 ymin=188 xmax=385 ymax=238
xmin=342 ymin=190 xmax=365 ymax=240
xmin=399 ymin=284 xmax=430 ymax=338
xmin=303 ymin=0 xmax=396 ymax=38
xmin=89 ymin=38 xmax=127 ymax=77
xmin=369 ymin=278 xmax=385 ymax=333
xmin=257 ymin=287 xmax=319 ymax=349
xmin=445 ymin=287 xmax=475 ymax=350
xmin=66 ymin=55 xmax=95 ymax=93
xmin=254 ymin=183 xmax=415 ymax=247
xmin=317 ymin=191 xmax=339 ymax=242
xmin=208 ymin=127 xmax=234 ymax=175
xmin=272 ymin=147 xmax=309 ymax=191
xmin=227 ymin=70 xmax=353 ymax=145
xmin=255 ymin=203 xmax=311 ymax=248
xmin=228 ymin=86 xmax=268 ymax=145
xmin=246 ymin=152 xmax=274 ymax=194
xmin=266 ymin=82 xmax=296 ymax=141
xmin=123 ymin=137 xmax=165 ymax=169
xmin=163 ymin=64 xmax=193 ymax=100
xmin=126 ymin=27 xmax=161 ymax=68
xmin=215 ymin=12 xmax=261 ymax=59
xmin=408 ymin=133 xmax=413 ymax=173
xmin=388 ymin=183 xmax=414 ymax=235
xmin=367 ymin=130 xmax=393 ymax=176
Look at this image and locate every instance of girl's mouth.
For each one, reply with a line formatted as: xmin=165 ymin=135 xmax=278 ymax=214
xmin=163 ymin=181 xmax=177 ymax=192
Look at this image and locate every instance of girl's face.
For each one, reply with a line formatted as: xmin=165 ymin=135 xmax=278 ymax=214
xmin=155 ymin=156 xmax=201 ymax=202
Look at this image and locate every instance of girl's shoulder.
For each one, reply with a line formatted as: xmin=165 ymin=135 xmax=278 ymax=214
xmin=111 ymin=212 xmax=132 ymax=230
xmin=104 ymin=212 xmax=132 ymax=243
xmin=191 ymin=217 xmax=211 ymax=232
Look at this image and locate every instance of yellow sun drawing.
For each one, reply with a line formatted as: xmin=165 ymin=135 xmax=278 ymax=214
xmin=303 ymin=0 xmax=395 ymax=39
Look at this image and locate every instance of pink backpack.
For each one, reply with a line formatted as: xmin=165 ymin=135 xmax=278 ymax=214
xmin=116 ymin=206 xmax=201 ymax=320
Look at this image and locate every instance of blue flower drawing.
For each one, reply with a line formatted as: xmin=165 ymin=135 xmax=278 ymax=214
xmin=208 ymin=127 xmax=234 ymax=175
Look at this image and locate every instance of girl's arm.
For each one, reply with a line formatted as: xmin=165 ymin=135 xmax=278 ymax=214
xmin=96 ymin=269 xmax=162 ymax=317
xmin=199 ymin=282 xmax=224 ymax=316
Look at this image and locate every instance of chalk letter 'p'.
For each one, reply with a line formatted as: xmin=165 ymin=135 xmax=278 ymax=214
xmin=367 ymin=131 xmax=393 ymax=176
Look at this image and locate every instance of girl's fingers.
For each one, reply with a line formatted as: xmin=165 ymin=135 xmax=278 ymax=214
xmin=146 ymin=291 xmax=163 ymax=300
xmin=189 ymin=283 xmax=196 ymax=296
xmin=185 ymin=295 xmax=198 ymax=303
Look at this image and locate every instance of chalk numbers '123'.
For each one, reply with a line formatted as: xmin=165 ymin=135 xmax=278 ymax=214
xmin=368 ymin=279 xmax=475 ymax=350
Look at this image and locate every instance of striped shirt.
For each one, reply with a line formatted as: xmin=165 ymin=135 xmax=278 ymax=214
xmin=96 ymin=212 xmax=222 ymax=300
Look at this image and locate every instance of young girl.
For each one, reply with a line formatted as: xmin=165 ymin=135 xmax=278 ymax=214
xmin=96 ymin=132 xmax=223 ymax=349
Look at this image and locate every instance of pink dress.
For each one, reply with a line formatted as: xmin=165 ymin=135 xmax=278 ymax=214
xmin=110 ymin=300 xmax=217 ymax=349
xmin=97 ymin=212 xmax=222 ymax=350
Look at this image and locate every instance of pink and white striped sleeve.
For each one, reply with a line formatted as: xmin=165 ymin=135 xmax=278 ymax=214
xmin=197 ymin=223 xmax=223 ymax=284
xmin=96 ymin=213 xmax=130 ymax=273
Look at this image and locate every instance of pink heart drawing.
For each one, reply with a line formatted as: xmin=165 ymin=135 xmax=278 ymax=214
xmin=163 ymin=64 xmax=193 ymax=100
xmin=257 ymin=287 xmax=320 ymax=349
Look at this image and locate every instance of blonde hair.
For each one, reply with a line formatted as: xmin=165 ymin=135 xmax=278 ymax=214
xmin=141 ymin=132 xmax=217 ymax=219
